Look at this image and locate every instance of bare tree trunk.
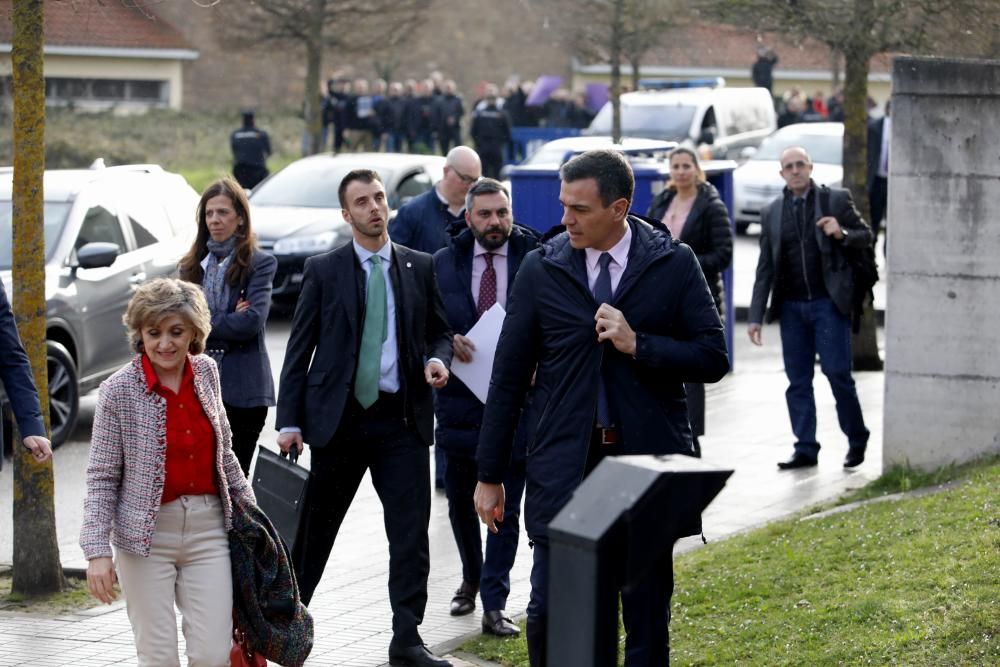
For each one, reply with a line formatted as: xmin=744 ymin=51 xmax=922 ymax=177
xmin=610 ymin=0 xmax=624 ymax=142
xmin=830 ymin=49 xmax=842 ymax=91
xmin=303 ymin=0 xmax=325 ymax=155
xmin=11 ymin=0 xmax=64 ymax=597
xmin=842 ymin=47 xmax=883 ymax=370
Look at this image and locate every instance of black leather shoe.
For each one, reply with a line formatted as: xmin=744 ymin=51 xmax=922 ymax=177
xmin=388 ymin=643 xmax=453 ymax=667
xmin=777 ymin=453 xmax=818 ymax=470
xmin=843 ymin=449 xmax=866 ymax=468
xmin=482 ymin=610 xmax=520 ymax=637
xmin=449 ymin=580 xmax=477 ymax=616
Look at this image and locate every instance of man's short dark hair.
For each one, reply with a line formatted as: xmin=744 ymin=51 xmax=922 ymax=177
xmin=560 ymin=149 xmax=634 ymax=207
xmin=464 ymin=177 xmax=510 ymax=212
xmin=338 ymin=169 xmax=383 ymax=207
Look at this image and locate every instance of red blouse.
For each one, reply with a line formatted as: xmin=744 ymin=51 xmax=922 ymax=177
xmin=142 ymin=355 xmax=220 ymax=504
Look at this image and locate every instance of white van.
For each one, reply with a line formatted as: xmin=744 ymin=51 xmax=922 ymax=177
xmin=584 ymin=83 xmax=777 ymax=161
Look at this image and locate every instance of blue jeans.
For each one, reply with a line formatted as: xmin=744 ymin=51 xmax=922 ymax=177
xmin=779 ymin=298 xmax=869 ymax=458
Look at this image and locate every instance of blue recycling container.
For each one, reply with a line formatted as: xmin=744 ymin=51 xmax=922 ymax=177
xmin=509 ymin=156 xmax=737 ymax=369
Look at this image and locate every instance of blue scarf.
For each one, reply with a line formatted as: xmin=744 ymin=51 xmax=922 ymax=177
xmin=203 ymin=237 xmax=237 ymax=315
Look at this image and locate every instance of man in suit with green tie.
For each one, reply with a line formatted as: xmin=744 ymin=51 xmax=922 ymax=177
xmin=276 ymin=169 xmax=454 ymax=667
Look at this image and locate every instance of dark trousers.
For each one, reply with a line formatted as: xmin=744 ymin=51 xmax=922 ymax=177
xmin=223 ymin=403 xmax=267 ymax=476
xmin=478 ymin=146 xmax=504 ymax=180
xmin=527 ymin=431 xmax=675 ymax=667
xmin=779 ymin=298 xmax=869 ymax=458
xmin=294 ymin=393 xmax=431 ymax=646
xmin=232 ymin=163 xmax=268 ymax=190
xmin=868 ymin=175 xmax=887 ymax=244
xmin=438 ymin=126 xmax=462 ymax=156
xmin=684 ymin=382 xmax=705 ymax=437
xmin=443 ymin=452 xmax=526 ymax=611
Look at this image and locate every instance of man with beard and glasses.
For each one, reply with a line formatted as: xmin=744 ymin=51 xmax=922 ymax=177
xmin=276 ymin=169 xmax=454 ymax=667
xmin=431 ymin=178 xmax=539 ymax=636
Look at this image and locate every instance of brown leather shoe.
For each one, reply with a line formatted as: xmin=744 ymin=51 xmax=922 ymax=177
xmin=449 ymin=580 xmax=477 ymax=616
xmin=482 ymin=610 xmax=520 ymax=637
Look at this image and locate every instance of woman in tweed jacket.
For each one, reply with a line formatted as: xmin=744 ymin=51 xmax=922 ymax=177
xmin=80 ymin=278 xmax=254 ymax=667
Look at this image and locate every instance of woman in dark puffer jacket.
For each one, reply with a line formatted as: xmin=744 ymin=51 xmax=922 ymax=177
xmin=647 ymin=147 xmax=733 ymax=456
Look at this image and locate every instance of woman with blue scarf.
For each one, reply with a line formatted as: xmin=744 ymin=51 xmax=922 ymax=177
xmin=180 ymin=177 xmax=276 ymax=475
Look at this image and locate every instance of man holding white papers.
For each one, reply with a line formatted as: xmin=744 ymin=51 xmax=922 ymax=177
xmin=432 ymin=178 xmax=540 ymax=635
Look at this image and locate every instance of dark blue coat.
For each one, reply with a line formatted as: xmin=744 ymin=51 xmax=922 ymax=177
xmin=432 ymin=223 xmax=540 ymax=459
xmin=388 ymin=188 xmax=463 ymax=255
xmin=477 ymin=216 xmax=729 ymax=538
xmin=204 ymin=251 xmax=277 ymax=408
xmin=0 ymin=276 xmax=45 ymax=438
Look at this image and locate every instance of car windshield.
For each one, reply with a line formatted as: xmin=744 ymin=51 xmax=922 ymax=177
xmin=250 ymin=162 xmax=397 ymax=208
xmin=753 ymin=131 xmax=843 ymax=165
xmin=0 ymin=201 xmax=73 ymax=269
xmin=588 ymin=103 xmax=696 ymax=141
xmin=523 ymin=146 xmax=578 ymax=166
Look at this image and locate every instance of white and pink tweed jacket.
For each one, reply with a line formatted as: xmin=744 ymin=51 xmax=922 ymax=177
xmin=79 ymin=354 xmax=255 ymax=560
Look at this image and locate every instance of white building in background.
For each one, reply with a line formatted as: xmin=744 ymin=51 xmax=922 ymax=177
xmin=0 ymin=0 xmax=198 ymax=113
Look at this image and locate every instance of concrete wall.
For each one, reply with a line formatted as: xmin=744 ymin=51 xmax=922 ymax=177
xmin=883 ymin=56 xmax=1000 ymax=470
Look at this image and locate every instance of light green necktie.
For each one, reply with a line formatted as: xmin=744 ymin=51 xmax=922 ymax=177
xmin=355 ymin=255 xmax=387 ymax=408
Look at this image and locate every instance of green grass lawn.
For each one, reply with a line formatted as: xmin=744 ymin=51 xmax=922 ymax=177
xmin=463 ymin=459 xmax=1000 ymax=666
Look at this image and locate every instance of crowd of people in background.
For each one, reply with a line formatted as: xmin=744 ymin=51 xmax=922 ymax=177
xmin=314 ymin=71 xmax=596 ymax=158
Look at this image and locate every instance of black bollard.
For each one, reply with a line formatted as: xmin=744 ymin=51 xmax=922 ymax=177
xmin=547 ymin=454 xmax=733 ymax=666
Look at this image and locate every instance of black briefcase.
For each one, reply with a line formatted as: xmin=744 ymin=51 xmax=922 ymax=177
xmin=251 ymin=445 xmax=309 ymax=553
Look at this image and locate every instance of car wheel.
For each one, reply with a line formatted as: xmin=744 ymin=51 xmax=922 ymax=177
xmin=47 ymin=341 xmax=79 ymax=447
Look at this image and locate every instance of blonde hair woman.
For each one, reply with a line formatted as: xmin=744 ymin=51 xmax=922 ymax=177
xmin=80 ymin=278 xmax=254 ymax=667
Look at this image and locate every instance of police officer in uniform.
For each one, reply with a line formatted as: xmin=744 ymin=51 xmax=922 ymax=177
xmin=230 ymin=110 xmax=272 ymax=189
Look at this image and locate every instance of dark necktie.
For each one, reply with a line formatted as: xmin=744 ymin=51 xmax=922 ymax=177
xmin=477 ymin=252 xmax=497 ymax=318
xmin=355 ymin=255 xmax=387 ymax=409
xmin=593 ymin=253 xmax=613 ymax=427
xmin=794 ymin=197 xmax=805 ymax=229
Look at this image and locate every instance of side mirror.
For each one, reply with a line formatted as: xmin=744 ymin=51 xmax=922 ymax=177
xmin=698 ymin=128 xmax=717 ymax=145
xmin=76 ymin=242 xmax=120 ymax=269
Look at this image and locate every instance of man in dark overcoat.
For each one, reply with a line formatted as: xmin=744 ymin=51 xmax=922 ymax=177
xmin=474 ymin=150 xmax=730 ymax=666
xmin=432 ymin=179 xmax=538 ymax=635
xmin=276 ymin=169 xmax=454 ymax=667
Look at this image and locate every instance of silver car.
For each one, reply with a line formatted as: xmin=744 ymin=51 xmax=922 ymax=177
xmin=0 ymin=163 xmax=198 ymax=446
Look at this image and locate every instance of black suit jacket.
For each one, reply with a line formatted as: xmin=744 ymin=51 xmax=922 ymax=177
xmin=0 ymin=277 xmax=45 ymax=438
xmin=749 ymin=183 xmax=873 ymax=324
xmin=276 ymin=242 xmax=453 ymax=448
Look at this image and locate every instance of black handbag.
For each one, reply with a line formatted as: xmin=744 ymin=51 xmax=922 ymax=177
xmin=251 ymin=445 xmax=309 ymax=554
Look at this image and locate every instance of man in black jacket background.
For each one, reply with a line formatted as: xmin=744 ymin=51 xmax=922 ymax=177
xmin=474 ymin=150 xmax=729 ymax=666
xmin=748 ymin=146 xmax=872 ymax=470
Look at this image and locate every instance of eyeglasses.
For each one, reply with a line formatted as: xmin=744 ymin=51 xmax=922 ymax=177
xmin=450 ymin=166 xmax=480 ymax=185
xmin=781 ymin=160 xmax=810 ymax=171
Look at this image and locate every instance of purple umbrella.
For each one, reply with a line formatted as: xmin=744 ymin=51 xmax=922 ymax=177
xmin=585 ymin=83 xmax=609 ymax=112
xmin=526 ymin=75 xmax=562 ymax=106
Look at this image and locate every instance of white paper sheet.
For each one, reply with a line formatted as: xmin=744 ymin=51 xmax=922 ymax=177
xmin=450 ymin=302 xmax=506 ymax=404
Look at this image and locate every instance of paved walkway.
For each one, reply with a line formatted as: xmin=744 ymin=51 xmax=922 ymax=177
xmin=0 ymin=235 xmax=888 ymax=666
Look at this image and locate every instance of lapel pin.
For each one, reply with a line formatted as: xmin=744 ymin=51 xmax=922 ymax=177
xmin=406 ymin=262 xmax=412 ymax=268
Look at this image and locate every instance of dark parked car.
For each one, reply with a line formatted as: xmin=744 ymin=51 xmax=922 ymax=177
xmin=0 ymin=163 xmax=198 ymax=447
xmin=249 ymin=152 xmax=445 ymax=302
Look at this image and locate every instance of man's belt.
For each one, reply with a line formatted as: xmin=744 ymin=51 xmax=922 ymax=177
xmin=594 ymin=427 xmax=619 ymax=446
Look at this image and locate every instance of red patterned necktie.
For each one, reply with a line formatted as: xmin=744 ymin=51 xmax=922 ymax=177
xmin=477 ymin=252 xmax=497 ymax=318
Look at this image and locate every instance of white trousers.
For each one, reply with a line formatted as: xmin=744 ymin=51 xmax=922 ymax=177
xmin=116 ymin=494 xmax=233 ymax=667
